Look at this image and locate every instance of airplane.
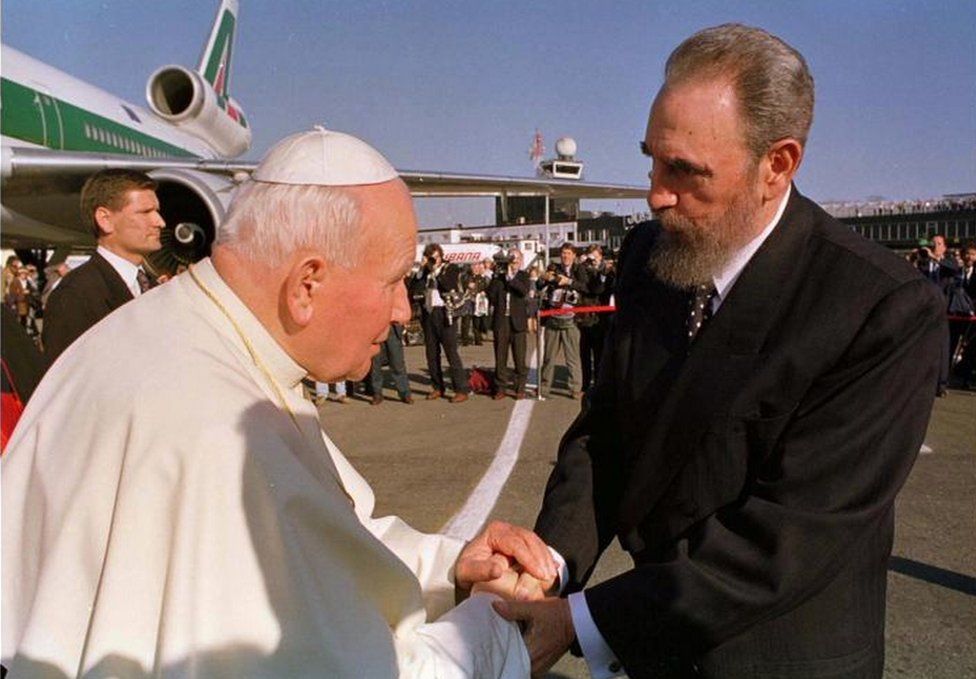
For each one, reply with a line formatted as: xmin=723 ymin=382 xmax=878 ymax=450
xmin=1 ymin=0 xmax=646 ymax=275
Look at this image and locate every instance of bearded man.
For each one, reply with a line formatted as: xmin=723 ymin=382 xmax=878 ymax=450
xmin=495 ymin=24 xmax=946 ymax=678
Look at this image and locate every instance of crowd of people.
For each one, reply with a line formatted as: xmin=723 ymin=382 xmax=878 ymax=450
xmin=908 ymin=234 xmax=976 ymax=391
xmin=309 ymin=240 xmax=619 ymax=407
xmin=0 ymin=22 xmax=961 ymax=679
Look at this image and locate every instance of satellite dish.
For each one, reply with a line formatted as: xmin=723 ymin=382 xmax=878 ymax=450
xmin=555 ymin=137 xmax=577 ymax=159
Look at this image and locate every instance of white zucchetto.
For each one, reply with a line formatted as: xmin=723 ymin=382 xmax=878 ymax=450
xmin=252 ymin=125 xmax=398 ymax=186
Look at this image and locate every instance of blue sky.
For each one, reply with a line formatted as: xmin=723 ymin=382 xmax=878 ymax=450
xmin=3 ymin=0 xmax=973 ymax=227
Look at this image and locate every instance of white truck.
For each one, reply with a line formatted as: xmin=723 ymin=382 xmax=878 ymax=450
xmin=413 ymin=239 xmax=544 ymax=270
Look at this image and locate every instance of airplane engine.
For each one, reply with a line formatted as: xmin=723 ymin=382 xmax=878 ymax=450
xmin=146 ymin=66 xmax=251 ymax=158
xmin=145 ymin=168 xmax=239 ymax=275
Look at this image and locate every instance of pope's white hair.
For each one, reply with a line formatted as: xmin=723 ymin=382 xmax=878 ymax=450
xmin=214 ymin=180 xmax=363 ymax=268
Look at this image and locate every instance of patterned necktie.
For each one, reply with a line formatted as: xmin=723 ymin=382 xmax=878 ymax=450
xmin=136 ymin=268 xmax=152 ymax=294
xmin=687 ymin=283 xmax=717 ymax=344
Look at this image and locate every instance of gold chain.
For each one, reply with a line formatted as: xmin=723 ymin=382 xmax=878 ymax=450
xmin=188 ymin=264 xmax=354 ymax=506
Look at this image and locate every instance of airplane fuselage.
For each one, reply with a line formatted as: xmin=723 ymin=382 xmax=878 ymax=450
xmin=1 ymin=46 xmax=214 ymax=160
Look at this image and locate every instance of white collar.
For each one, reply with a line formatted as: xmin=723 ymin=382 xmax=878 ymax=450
xmin=712 ymin=186 xmax=791 ymax=309
xmin=97 ymin=245 xmax=142 ymax=295
xmin=180 ymin=258 xmax=308 ymax=389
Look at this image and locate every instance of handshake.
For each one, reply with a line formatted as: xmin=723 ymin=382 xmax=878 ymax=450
xmin=455 ymin=521 xmax=576 ymax=676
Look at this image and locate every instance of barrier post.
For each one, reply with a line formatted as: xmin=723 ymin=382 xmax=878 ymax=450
xmin=536 ymin=313 xmax=545 ymax=400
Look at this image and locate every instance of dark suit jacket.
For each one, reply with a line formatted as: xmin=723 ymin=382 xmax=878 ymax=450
xmin=535 ymin=189 xmax=946 ymax=678
xmin=409 ymin=262 xmax=462 ymax=316
xmin=42 ymin=252 xmax=133 ymax=362
xmin=487 ymin=269 xmax=531 ymax=332
xmin=961 ymin=266 xmax=976 ymax=299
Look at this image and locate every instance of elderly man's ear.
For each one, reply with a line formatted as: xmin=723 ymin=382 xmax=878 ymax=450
xmin=760 ymin=138 xmax=803 ymax=201
xmin=284 ymin=255 xmax=329 ymax=327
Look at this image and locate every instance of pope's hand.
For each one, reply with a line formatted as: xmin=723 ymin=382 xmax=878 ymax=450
xmin=455 ymin=521 xmax=556 ymax=594
xmin=493 ymin=597 xmax=575 ymax=677
xmin=471 ymin=567 xmax=554 ymax=601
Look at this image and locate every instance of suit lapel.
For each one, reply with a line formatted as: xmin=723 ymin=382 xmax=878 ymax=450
xmin=617 ymin=188 xmax=816 ymax=531
xmin=91 ymin=252 xmax=135 ymax=308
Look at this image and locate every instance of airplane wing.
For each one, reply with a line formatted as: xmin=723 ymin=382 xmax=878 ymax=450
xmin=2 ymin=146 xmax=646 ymax=263
xmin=2 ymin=146 xmax=645 ymax=199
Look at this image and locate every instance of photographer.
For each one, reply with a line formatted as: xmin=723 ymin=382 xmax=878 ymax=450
xmin=410 ymin=244 xmax=469 ymax=403
xmin=576 ymin=244 xmax=609 ymax=391
xmin=460 ymin=261 xmax=489 ymax=346
xmin=914 ymin=234 xmax=959 ymax=395
xmin=537 ymin=242 xmax=592 ymax=399
xmin=487 ymin=248 xmax=531 ymax=399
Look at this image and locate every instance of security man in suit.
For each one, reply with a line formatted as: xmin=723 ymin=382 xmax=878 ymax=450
xmin=411 ymin=243 xmax=470 ymax=403
xmin=42 ymin=169 xmax=164 ymax=361
xmin=487 ymin=248 xmax=531 ymax=399
xmin=494 ymin=24 xmax=945 ymax=678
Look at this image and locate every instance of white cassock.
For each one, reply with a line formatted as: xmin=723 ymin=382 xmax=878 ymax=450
xmin=2 ymin=258 xmax=529 ymax=678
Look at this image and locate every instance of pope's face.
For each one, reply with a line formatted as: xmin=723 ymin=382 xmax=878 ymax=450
xmin=306 ymin=180 xmax=416 ymax=382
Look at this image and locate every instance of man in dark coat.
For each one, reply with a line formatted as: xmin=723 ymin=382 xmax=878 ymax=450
xmin=410 ymin=243 xmax=470 ymax=403
xmin=42 ymin=169 xmax=164 ymax=361
xmin=487 ymin=248 xmax=531 ymax=399
xmin=495 ymin=24 xmax=945 ymax=678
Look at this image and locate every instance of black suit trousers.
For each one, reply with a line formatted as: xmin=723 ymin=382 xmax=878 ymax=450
xmin=493 ymin=318 xmax=527 ymax=394
xmin=422 ymin=308 xmax=468 ymax=394
xmin=579 ymin=322 xmax=605 ymax=391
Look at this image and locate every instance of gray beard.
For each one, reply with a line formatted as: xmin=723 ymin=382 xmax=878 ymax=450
xmin=647 ymin=193 xmax=760 ymax=290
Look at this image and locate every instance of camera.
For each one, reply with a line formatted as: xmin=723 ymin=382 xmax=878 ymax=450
xmin=493 ymin=251 xmax=514 ymax=266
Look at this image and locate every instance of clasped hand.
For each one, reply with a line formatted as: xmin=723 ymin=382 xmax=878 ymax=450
xmin=455 ymin=521 xmax=556 ymax=601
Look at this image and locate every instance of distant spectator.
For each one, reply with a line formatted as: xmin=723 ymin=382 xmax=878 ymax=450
xmin=526 ymin=263 xmax=543 ymax=335
xmin=409 ymin=244 xmax=469 ymax=403
xmin=7 ymin=269 xmax=31 ymax=330
xmin=537 ymin=243 xmax=591 ymax=399
xmin=460 ymin=261 xmax=489 ymax=346
xmin=488 ymin=248 xmax=531 ymax=399
xmin=368 ymin=322 xmax=412 ymax=405
xmin=576 ymin=245 xmax=608 ymax=391
xmin=916 ymin=234 xmax=958 ymax=286
xmin=1 ymin=256 xmax=21 ymax=302
xmin=314 ymin=381 xmax=347 ymax=404
xmin=41 ymin=262 xmax=71 ymax=309
xmin=949 ymin=241 xmax=976 ymax=388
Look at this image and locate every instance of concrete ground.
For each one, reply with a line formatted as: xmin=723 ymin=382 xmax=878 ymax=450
xmin=320 ymin=339 xmax=975 ymax=678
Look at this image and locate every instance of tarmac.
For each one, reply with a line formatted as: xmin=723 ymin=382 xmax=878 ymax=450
xmin=318 ymin=338 xmax=975 ymax=678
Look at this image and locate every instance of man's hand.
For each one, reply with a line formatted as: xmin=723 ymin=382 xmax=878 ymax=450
xmin=471 ymin=569 xmax=555 ymax=601
xmin=493 ymin=597 xmax=575 ymax=677
xmin=557 ymin=274 xmax=572 ymax=287
xmin=455 ymin=521 xmax=556 ymax=593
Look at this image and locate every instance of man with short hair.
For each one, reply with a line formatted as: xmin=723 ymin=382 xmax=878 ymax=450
xmin=576 ymin=244 xmax=608 ymax=392
xmin=487 ymin=248 xmax=531 ymax=399
xmin=496 ymin=24 xmax=944 ymax=677
xmin=537 ymin=242 xmax=592 ymax=399
xmin=412 ymin=243 xmax=470 ymax=403
xmin=42 ymin=169 xmax=164 ymax=361
xmin=3 ymin=129 xmax=554 ymax=677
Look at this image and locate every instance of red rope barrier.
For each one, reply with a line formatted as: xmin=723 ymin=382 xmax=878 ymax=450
xmin=538 ymin=305 xmax=617 ymax=318
xmin=536 ymin=308 xmax=974 ymax=321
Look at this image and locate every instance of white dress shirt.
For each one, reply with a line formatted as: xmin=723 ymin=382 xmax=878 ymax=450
xmin=96 ymin=245 xmax=143 ymax=297
xmin=562 ymin=186 xmax=792 ymax=678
